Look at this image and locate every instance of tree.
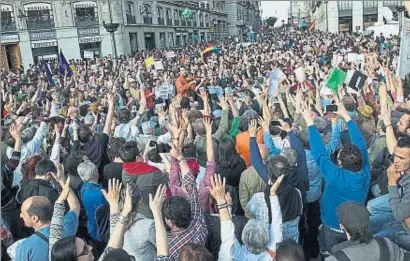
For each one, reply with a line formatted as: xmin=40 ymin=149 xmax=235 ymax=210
xmin=266 ymin=17 xmax=278 ymax=27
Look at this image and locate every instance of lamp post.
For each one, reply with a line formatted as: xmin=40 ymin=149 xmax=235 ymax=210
xmin=103 ymin=1 xmax=119 ymax=64
xmin=324 ymin=1 xmax=329 ymax=32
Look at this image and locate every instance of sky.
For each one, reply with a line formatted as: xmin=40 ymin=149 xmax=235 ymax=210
xmin=260 ymin=1 xmax=290 ymax=25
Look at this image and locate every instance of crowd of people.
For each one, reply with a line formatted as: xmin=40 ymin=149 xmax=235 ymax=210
xmin=2 ymin=4 xmax=410 ymax=260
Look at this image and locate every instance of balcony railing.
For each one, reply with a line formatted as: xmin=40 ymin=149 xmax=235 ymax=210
xmin=174 ymin=20 xmax=180 ymax=26
xmin=193 ymin=21 xmax=197 ymax=27
xmin=1 ymin=20 xmax=17 ymax=32
xmin=158 ymin=17 xmax=165 ymax=25
xmin=200 ymin=22 xmax=204 ymax=27
xmin=143 ymin=16 xmax=153 ymax=24
xmin=126 ymin=14 xmax=136 ymax=24
xmin=187 ymin=20 xmax=192 ymax=26
xmin=27 ymin=19 xmax=55 ymax=30
xmin=181 ymin=20 xmax=186 ymax=26
xmin=167 ymin=18 xmax=173 ymax=25
xmin=76 ymin=16 xmax=99 ymax=27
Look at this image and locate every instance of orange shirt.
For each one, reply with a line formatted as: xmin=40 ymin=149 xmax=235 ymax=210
xmin=236 ymin=129 xmax=264 ymax=167
xmin=176 ymin=75 xmax=194 ymax=95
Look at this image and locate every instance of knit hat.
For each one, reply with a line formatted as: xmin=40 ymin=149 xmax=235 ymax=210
xmin=337 ymin=202 xmax=370 ymax=231
xmin=358 ymin=105 xmax=373 ymax=118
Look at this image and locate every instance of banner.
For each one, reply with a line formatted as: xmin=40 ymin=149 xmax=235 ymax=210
xmin=145 ymin=56 xmax=155 ymax=68
xmin=398 ymin=17 xmax=410 ymax=78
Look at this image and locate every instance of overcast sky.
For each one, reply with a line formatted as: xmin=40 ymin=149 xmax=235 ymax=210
xmin=260 ymin=1 xmax=290 ymax=24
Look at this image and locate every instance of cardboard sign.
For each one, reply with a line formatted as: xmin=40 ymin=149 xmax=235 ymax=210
xmin=165 ymin=51 xmax=176 ymax=59
xmin=145 ymin=56 xmax=155 ymax=68
xmin=154 ymin=61 xmax=164 ymax=71
xmin=83 ymin=50 xmax=94 ymax=59
xmin=158 ymin=83 xmax=170 ymax=99
xmin=348 ymin=70 xmax=367 ymax=91
xmin=347 ymin=53 xmax=358 ymax=63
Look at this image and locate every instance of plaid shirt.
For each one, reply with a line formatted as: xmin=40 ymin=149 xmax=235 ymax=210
xmin=167 ymin=167 xmax=208 ymax=261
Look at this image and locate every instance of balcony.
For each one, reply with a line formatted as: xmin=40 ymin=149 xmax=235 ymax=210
xmin=76 ymin=16 xmax=99 ymax=27
xmin=1 ymin=20 xmax=17 ymax=32
xmin=193 ymin=21 xmax=197 ymax=27
xmin=181 ymin=20 xmax=186 ymax=26
xmin=206 ymin=23 xmax=209 ymax=27
xmin=174 ymin=20 xmax=180 ymax=26
xmin=27 ymin=19 xmax=55 ymax=30
xmin=126 ymin=14 xmax=136 ymax=24
xmin=200 ymin=22 xmax=204 ymax=27
xmin=143 ymin=16 xmax=153 ymax=24
xmin=158 ymin=17 xmax=165 ymax=25
xmin=167 ymin=18 xmax=173 ymax=25
xmin=187 ymin=20 xmax=192 ymax=26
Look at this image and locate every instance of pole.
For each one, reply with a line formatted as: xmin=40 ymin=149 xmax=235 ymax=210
xmin=326 ymin=2 xmax=328 ymax=32
xmin=290 ymin=1 xmax=293 ymax=26
xmin=108 ymin=1 xmax=118 ymax=62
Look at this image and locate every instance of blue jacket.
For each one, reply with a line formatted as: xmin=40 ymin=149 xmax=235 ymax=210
xmin=309 ymin=120 xmax=370 ymax=229
xmin=305 ymin=124 xmax=341 ymax=203
xmin=81 ymin=182 xmax=109 ymax=242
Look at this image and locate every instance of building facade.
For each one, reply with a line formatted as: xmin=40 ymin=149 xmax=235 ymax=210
xmin=225 ymin=1 xmax=261 ymax=40
xmin=303 ymin=0 xmax=405 ymax=33
xmin=1 ymin=0 xmax=231 ymax=70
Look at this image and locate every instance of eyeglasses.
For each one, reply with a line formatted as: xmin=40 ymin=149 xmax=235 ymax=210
xmin=76 ymin=238 xmax=89 ymax=258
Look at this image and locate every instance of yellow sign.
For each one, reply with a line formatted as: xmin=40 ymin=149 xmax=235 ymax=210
xmin=145 ymin=56 xmax=155 ymax=68
xmin=209 ymin=26 xmax=215 ymax=33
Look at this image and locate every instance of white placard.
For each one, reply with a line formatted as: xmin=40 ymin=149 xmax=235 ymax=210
xmin=154 ymin=61 xmax=164 ymax=71
xmin=347 ymin=53 xmax=359 ymax=63
xmin=294 ymin=67 xmax=306 ymax=83
xmin=84 ymin=50 xmax=94 ymax=59
xmin=165 ymin=51 xmax=176 ymax=59
xmin=158 ymin=83 xmax=170 ymax=100
xmin=332 ymin=54 xmax=343 ymax=67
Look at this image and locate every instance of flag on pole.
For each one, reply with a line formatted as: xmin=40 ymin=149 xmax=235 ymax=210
xmin=42 ymin=59 xmax=53 ymax=83
xmin=398 ymin=17 xmax=410 ymax=78
xmin=59 ymin=49 xmax=73 ymax=77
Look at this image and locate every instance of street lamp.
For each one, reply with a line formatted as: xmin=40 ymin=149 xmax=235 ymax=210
xmin=103 ymin=1 xmax=119 ymax=64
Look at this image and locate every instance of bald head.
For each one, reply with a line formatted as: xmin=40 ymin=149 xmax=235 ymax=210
xmin=22 ymin=196 xmax=53 ymax=224
xmin=258 ymin=144 xmax=269 ymax=160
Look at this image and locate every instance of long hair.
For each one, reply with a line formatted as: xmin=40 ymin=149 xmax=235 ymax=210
xmin=50 ymin=236 xmax=77 ymax=261
xmin=217 ymin=137 xmax=242 ymax=168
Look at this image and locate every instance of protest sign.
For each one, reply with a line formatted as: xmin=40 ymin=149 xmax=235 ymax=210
xmin=145 ymin=56 xmax=155 ymax=68
xmin=347 ymin=53 xmax=358 ymax=63
xmin=154 ymin=61 xmax=164 ymax=71
xmin=84 ymin=50 xmax=94 ymax=59
xmin=326 ymin=68 xmax=346 ymax=92
xmin=165 ymin=51 xmax=176 ymax=59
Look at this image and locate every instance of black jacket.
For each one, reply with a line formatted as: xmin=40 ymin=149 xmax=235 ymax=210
xmin=17 ymin=179 xmax=59 ymax=205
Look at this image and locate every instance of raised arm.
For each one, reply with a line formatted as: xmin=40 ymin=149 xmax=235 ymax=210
xmin=150 ymin=185 xmax=169 ymax=258
xmin=103 ymin=93 xmax=115 ymax=136
xmin=249 ymin=119 xmax=269 ymax=185
xmin=267 ymin=176 xmax=284 ymax=253
xmin=213 ymin=97 xmax=229 ymax=141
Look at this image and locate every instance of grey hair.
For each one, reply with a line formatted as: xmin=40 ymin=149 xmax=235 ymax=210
xmin=241 ymin=219 xmax=269 ymax=255
xmin=280 ymin=147 xmax=297 ymax=167
xmin=192 ymin=118 xmax=206 ymax=136
xmin=77 ymin=158 xmax=98 ymax=182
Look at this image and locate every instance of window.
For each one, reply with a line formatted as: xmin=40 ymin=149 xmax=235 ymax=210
xmin=364 ymin=14 xmax=378 ymax=29
xmin=338 ymin=1 xmax=353 ymax=10
xmin=166 ymin=8 xmax=171 ymax=20
xmin=24 ymin=3 xmax=55 ymax=30
xmin=1 ymin=4 xmax=16 ymax=32
xmin=125 ymin=2 xmax=136 ymax=24
xmin=157 ymin=7 xmax=163 ymax=18
xmin=74 ymin=2 xmax=98 ymax=27
xmin=142 ymin=4 xmax=152 ymax=17
xmin=383 ymin=1 xmax=401 ymax=7
xmin=363 ymin=1 xmax=377 ymax=8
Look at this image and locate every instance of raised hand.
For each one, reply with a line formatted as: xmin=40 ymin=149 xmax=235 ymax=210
xmin=101 ymin=178 xmax=123 ymax=208
xmin=258 ymin=116 xmax=270 ymax=133
xmin=248 ymin=119 xmax=258 ymax=137
xmin=9 ymin=124 xmax=21 ymax=140
xmin=203 ymin=117 xmax=213 ymax=134
xmin=57 ymin=176 xmax=71 ymax=203
xmin=208 ymin=174 xmax=226 ymax=204
xmin=51 ymin=161 xmax=66 ymax=185
xmin=121 ymin=184 xmax=132 ymax=217
xmin=149 ymin=184 xmax=167 ymax=216
xmin=278 ymin=119 xmax=291 ymax=132
xmin=270 ymin=175 xmax=284 ymax=196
